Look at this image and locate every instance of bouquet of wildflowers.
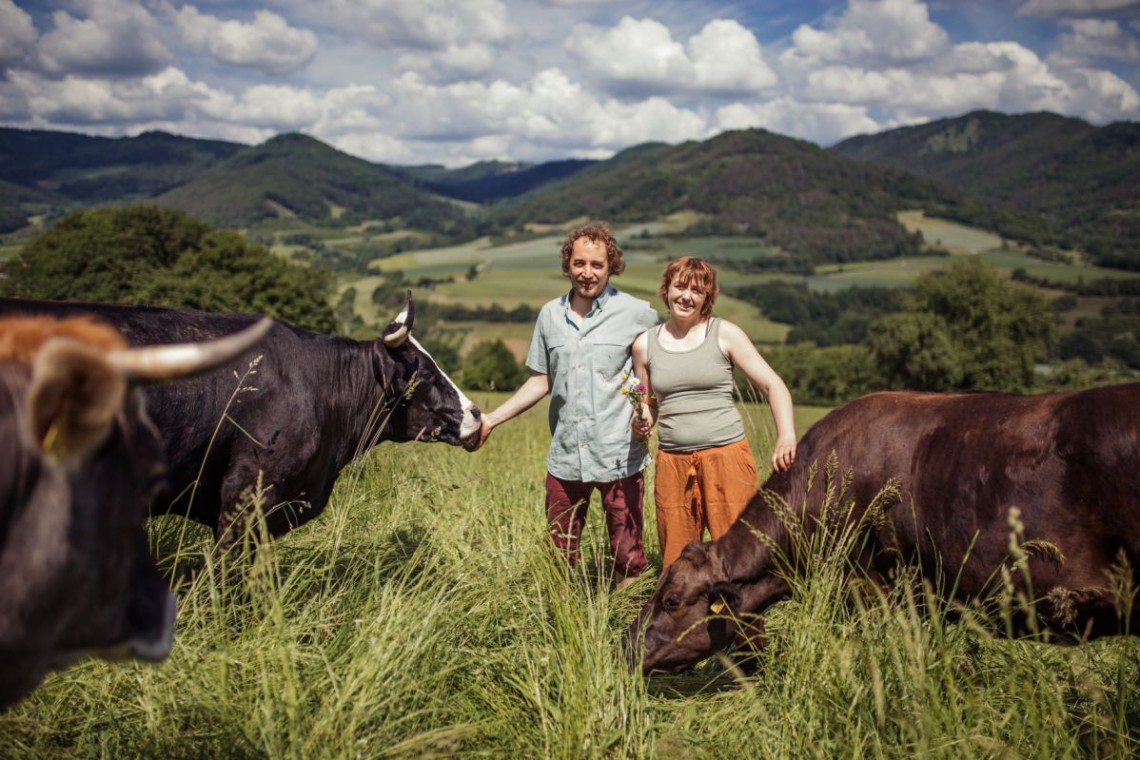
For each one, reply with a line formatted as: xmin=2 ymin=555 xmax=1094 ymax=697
xmin=621 ymin=373 xmax=650 ymax=422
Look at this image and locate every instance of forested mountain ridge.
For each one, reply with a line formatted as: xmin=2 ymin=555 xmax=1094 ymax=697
xmin=394 ymin=158 xmax=596 ymax=202
xmin=832 ymin=111 xmax=1140 ymax=268
xmin=0 ymin=127 xmax=245 ymax=233
xmin=0 ymin=112 xmax=1135 ymax=269
xmin=494 ymin=128 xmax=965 ymax=265
xmin=0 ymin=127 xmax=243 ymax=202
xmin=152 ymin=133 xmax=477 ymax=234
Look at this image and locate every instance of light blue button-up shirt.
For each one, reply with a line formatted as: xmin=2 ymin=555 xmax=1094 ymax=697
xmin=526 ymin=285 xmax=660 ymax=482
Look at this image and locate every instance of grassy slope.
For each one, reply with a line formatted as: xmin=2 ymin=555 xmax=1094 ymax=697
xmin=2 ymin=397 xmax=1135 ymax=758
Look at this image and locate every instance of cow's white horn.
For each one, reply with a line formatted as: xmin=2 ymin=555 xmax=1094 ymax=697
xmin=383 ymin=325 xmax=409 ymax=347
xmin=108 ymin=317 xmax=273 ymax=380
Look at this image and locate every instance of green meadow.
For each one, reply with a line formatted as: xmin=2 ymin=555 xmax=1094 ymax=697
xmin=2 ymin=396 xmax=1136 ymax=759
xmin=329 ymin=212 xmax=1140 ymax=359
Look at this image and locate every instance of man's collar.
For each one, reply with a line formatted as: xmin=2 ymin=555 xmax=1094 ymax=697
xmin=562 ymin=284 xmax=618 ymax=314
xmin=594 ymin=284 xmax=617 ymax=310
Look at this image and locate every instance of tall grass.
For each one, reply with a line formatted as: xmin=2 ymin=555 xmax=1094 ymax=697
xmin=1 ymin=398 xmax=1137 ymax=758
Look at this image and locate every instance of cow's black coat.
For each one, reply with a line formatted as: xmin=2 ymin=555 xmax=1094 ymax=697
xmin=0 ymin=298 xmax=480 ymax=545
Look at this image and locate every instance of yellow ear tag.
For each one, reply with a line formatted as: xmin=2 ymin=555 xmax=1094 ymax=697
xmin=709 ymin=601 xmax=726 ymax=614
xmin=41 ymin=418 xmax=65 ymax=461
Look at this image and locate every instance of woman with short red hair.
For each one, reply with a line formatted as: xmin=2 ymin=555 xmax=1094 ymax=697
xmin=631 ymin=256 xmax=797 ymax=570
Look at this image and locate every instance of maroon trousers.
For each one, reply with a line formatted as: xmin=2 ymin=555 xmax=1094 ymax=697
xmin=545 ymin=472 xmax=647 ymax=582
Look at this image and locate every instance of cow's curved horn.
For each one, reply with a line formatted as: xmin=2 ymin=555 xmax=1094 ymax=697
xmin=107 ymin=317 xmax=273 ymax=380
xmin=382 ymin=292 xmax=415 ymax=348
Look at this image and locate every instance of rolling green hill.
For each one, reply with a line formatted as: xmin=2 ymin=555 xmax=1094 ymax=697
xmin=153 ymin=133 xmax=476 ymax=233
xmin=394 ymin=158 xmax=596 ymax=202
xmin=1 ymin=111 xmax=1134 ymax=274
xmin=0 ymin=177 xmax=60 ymax=233
xmin=832 ymin=111 xmax=1140 ymax=269
xmin=492 ymin=129 xmax=966 ymax=266
xmin=0 ymin=127 xmax=243 ymax=207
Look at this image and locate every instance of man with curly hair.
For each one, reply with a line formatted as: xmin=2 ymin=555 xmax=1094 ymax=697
xmin=479 ymin=222 xmax=658 ymax=589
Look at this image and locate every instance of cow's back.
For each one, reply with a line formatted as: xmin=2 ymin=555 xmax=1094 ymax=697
xmin=761 ymin=386 xmax=1140 ymax=604
xmin=0 ymin=299 xmax=306 ymax=525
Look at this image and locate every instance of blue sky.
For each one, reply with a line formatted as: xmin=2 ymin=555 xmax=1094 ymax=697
xmin=1 ymin=0 xmax=1137 ymax=166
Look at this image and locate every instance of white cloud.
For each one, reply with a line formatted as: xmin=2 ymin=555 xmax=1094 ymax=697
xmin=775 ymin=3 xmax=1138 ymax=133
xmin=168 ymin=5 xmax=318 ymax=75
xmin=6 ymin=67 xmax=204 ymax=125
xmin=309 ymin=68 xmax=710 ymax=165
xmin=317 ymin=0 xmax=513 ymax=51
xmin=1017 ymin=0 xmax=1140 ymax=16
xmin=688 ymin=20 xmax=780 ymax=93
xmin=202 ymin=83 xmax=323 ymax=128
xmin=0 ymin=64 xmax=323 ymax=137
xmin=36 ymin=0 xmax=171 ymax=77
xmin=396 ymin=42 xmax=497 ymax=81
xmin=546 ymin=0 xmax=617 ymax=5
xmin=0 ymin=0 xmax=36 ymax=72
xmin=1047 ymin=54 xmax=1140 ymax=116
xmin=331 ymin=130 xmax=418 ymax=164
xmin=784 ymin=0 xmax=950 ymax=68
xmin=1 ymin=0 xmax=1137 ymax=167
xmin=566 ymin=16 xmax=777 ymax=98
xmin=1059 ymin=18 xmax=1140 ymax=60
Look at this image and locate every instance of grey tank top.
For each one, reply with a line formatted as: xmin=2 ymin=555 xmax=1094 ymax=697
xmin=647 ymin=318 xmax=745 ymax=452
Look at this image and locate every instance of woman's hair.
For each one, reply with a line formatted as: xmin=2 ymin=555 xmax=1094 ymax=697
xmin=560 ymin=222 xmax=625 ymax=276
xmin=659 ymin=256 xmax=719 ymax=318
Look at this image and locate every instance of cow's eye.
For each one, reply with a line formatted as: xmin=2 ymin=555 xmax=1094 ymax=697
xmin=662 ymin=595 xmax=680 ymax=611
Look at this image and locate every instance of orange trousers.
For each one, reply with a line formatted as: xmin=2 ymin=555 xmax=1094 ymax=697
xmin=654 ymin=438 xmax=759 ymax=570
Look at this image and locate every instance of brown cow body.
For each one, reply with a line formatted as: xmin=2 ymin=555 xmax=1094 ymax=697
xmin=0 ymin=314 xmax=268 ymax=708
xmin=631 ymin=384 xmax=1140 ymax=674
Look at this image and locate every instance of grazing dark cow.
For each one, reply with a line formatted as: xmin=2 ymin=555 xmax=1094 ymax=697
xmin=628 ymin=385 xmax=1140 ymax=674
xmin=0 ymin=314 xmax=270 ymax=708
xmin=0 ymin=296 xmax=481 ymax=547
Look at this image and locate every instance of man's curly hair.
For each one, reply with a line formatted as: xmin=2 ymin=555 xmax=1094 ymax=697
xmin=560 ymin=222 xmax=625 ymax=277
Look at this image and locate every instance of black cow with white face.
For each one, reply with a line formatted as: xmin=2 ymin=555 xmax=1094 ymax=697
xmin=0 ymin=314 xmax=269 ymax=708
xmin=0 ymin=296 xmax=481 ymax=547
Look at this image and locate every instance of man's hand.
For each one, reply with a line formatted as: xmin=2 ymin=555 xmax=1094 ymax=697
xmin=476 ymin=417 xmax=494 ymax=450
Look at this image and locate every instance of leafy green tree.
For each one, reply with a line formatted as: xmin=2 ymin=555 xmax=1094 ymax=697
xmin=1 ymin=205 xmax=336 ymax=333
xmin=419 ymin=336 xmax=461 ymax=374
xmin=868 ymin=259 xmax=1055 ymax=392
xmin=461 ymin=340 xmax=525 ymax=391
xmin=758 ymin=343 xmax=884 ymax=406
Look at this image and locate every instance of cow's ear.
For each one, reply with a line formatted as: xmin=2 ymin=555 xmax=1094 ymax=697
xmin=708 ymin=582 xmax=742 ymax=616
xmin=26 ymin=338 xmax=126 ymax=465
xmin=382 ymin=292 xmax=415 ymax=348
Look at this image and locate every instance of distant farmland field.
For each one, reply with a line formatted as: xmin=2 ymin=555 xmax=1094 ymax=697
xmin=326 ymin=212 xmax=1140 ymax=355
xmin=899 ymin=210 xmax=1004 ymax=254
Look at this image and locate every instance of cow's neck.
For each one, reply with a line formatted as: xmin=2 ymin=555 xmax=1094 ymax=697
xmin=327 ymin=341 xmax=404 ymax=465
xmin=711 ymin=498 xmax=790 ymax=584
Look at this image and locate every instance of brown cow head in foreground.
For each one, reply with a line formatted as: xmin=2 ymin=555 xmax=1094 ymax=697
xmin=0 ymin=314 xmax=269 ymax=709
xmin=626 ymin=540 xmax=791 ymax=675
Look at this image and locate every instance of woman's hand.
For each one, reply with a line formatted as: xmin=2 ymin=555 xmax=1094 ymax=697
xmin=771 ymin=434 xmax=797 ymax=472
xmin=631 ymin=403 xmax=654 ymax=439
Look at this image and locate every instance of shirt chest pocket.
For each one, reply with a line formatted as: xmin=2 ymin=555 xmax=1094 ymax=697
xmin=592 ymin=341 xmax=630 ymax=384
xmin=546 ymin=338 xmax=570 ymax=376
